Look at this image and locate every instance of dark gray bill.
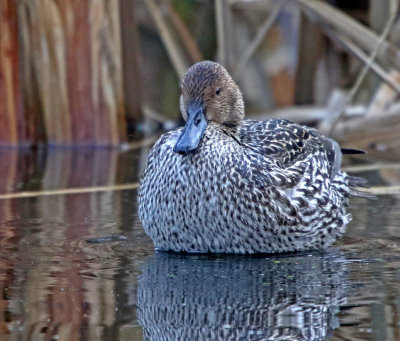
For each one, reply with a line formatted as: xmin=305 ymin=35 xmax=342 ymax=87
xmin=174 ymin=103 xmax=208 ymax=154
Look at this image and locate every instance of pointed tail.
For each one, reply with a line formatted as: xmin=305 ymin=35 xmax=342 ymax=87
xmin=347 ymin=175 xmax=377 ymax=199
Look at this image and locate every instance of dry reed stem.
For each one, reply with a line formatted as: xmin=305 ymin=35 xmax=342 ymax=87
xmin=0 ymin=0 xmax=20 ymax=145
xmin=165 ymin=0 xmax=203 ymax=63
xmin=126 ymin=135 xmax=159 ymax=150
xmin=293 ymin=0 xmax=400 ymax=70
xmin=249 ymin=105 xmax=365 ymax=124
xmin=18 ymin=0 xmax=126 ymax=146
xmin=328 ymin=1 xmax=399 ymax=135
xmin=344 ymin=163 xmax=400 ymax=173
xmin=325 ymin=29 xmax=400 ymax=95
xmin=120 ymin=0 xmax=143 ymax=121
xmin=334 ymin=104 xmax=400 ymax=160
xmin=215 ymin=0 xmax=235 ymax=70
xmin=0 ymin=183 xmax=140 ymax=200
xmin=144 ymin=0 xmax=189 ymax=77
xmin=358 ymin=185 xmax=400 ymax=195
xmin=0 ymin=182 xmax=397 ymax=200
xmin=233 ymin=1 xmax=286 ymax=78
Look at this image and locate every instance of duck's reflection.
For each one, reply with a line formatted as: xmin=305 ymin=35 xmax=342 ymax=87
xmin=137 ymin=251 xmax=348 ymax=341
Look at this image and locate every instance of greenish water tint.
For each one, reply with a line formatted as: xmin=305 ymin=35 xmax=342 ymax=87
xmin=0 ymin=149 xmax=399 ymax=340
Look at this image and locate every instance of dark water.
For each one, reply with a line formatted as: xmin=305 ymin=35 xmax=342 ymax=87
xmin=0 ymin=149 xmax=400 ymax=340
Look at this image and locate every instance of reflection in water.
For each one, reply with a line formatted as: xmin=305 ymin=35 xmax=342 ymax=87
xmin=0 ymin=146 xmax=150 ymax=340
xmin=0 ymin=187 xmax=151 ymax=340
xmin=137 ymin=252 xmax=348 ymax=341
xmin=0 ymin=147 xmax=142 ymax=194
xmin=0 ymin=148 xmax=400 ymax=340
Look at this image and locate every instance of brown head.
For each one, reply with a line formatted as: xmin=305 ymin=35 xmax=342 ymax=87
xmin=174 ymin=61 xmax=244 ymax=154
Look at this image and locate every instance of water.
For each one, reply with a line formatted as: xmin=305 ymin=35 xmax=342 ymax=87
xmin=0 ymin=148 xmax=399 ymax=340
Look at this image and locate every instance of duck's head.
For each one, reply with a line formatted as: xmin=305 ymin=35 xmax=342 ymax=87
xmin=174 ymin=61 xmax=244 ymax=154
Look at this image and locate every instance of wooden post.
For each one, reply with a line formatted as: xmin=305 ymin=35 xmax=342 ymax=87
xmin=0 ymin=0 xmax=30 ymax=146
xmin=18 ymin=0 xmax=126 ymax=146
xmin=294 ymin=14 xmax=323 ymax=104
xmin=120 ymin=0 xmax=143 ymax=124
xmin=215 ymin=0 xmax=235 ymax=71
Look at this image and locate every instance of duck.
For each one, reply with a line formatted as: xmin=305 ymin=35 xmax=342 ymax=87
xmin=138 ymin=61 xmax=370 ymax=254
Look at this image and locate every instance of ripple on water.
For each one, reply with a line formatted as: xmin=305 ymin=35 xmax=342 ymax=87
xmin=0 ymin=152 xmax=399 ymax=340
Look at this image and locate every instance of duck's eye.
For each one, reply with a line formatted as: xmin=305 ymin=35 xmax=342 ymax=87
xmin=216 ymin=88 xmax=221 ymax=95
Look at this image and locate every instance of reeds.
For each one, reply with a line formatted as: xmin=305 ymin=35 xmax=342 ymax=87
xmin=1 ymin=0 xmax=400 ymax=156
xmin=2 ymin=0 xmax=127 ymax=146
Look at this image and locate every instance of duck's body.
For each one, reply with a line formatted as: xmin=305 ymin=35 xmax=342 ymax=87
xmin=138 ymin=61 xmax=368 ymax=254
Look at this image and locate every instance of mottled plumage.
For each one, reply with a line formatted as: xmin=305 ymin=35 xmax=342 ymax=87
xmin=138 ymin=61 xmax=369 ymax=254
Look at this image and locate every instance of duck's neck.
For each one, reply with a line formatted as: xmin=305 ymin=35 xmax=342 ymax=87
xmin=220 ymin=123 xmax=241 ymax=136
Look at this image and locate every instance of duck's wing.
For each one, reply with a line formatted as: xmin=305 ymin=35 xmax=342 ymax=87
xmin=240 ymin=119 xmax=342 ymax=179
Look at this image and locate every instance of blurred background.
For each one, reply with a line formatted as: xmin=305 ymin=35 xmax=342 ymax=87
xmin=2 ymin=1 xmax=400 ymax=340
xmin=1 ymin=0 xmax=400 ymax=158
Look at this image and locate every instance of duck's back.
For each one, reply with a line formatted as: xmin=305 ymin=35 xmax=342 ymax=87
xmin=240 ymin=119 xmax=343 ymax=179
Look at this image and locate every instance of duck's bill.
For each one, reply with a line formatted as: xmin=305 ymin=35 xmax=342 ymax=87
xmin=174 ymin=104 xmax=207 ymax=154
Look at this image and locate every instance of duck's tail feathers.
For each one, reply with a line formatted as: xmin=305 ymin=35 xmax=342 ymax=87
xmin=348 ymin=175 xmax=369 ymax=188
xmin=347 ymin=175 xmax=377 ymax=199
xmin=341 ymin=148 xmax=366 ymax=155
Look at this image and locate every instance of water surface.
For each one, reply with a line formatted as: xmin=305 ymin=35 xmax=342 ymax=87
xmin=0 ymin=148 xmax=399 ymax=340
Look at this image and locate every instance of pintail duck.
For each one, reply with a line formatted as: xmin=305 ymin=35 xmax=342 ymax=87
xmin=138 ymin=61 xmax=369 ymax=254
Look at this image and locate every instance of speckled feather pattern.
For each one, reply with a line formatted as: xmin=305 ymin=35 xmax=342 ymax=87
xmin=138 ymin=119 xmax=353 ymax=254
xmin=138 ymin=61 xmax=366 ymax=254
